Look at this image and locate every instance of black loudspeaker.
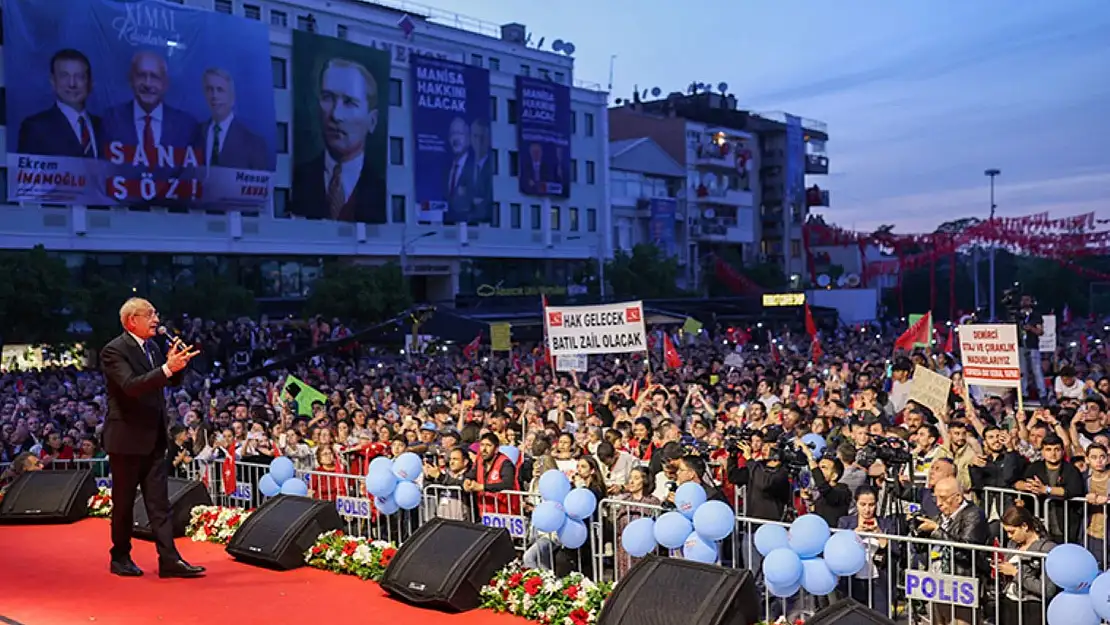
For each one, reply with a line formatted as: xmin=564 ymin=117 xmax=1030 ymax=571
xmin=806 ymin=598 xmax=896 ymax=625
xmin=0 ymin=470 xmax=97 ymax=524
xmin=597 ymin=555 xmax=760 ymax=625
xmin=133 ymin=477 xmax=212 ymax=539
xmin=225 ymin=495 xmax=343 ymax=570
xmin=379 ymin=517 xmax=517 ymax=612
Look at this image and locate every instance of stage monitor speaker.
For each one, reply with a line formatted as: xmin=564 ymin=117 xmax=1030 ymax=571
xmin=379 ymin=517 xmax=516 ymax=612
xmin=806 ymin=598 xmax=896 ymax=625
xmin=133 ymin=477 xmax=212 ymax=539
xmin=0 ymin=470 xmax=97 ymax=524
xmin=225 ymin=495 xmax=343 ymax=570
xmin=597 ymin=555 xmax=760 ymax=625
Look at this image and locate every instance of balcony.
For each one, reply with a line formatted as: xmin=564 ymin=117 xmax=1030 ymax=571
xmin=693 ymin=211 xmax=756 ymax=244
xmin=693 ymin=135 xmax=757 ymax=172
xmin=805 ymin=153 xmax=829 ymax=175
xmin=806 ymin=186 xmax=830 ymax=208
xmin=693 ymin=183 xmax=754 ymax=208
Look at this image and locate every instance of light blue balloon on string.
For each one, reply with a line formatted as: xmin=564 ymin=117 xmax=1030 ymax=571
xmin=692 ymin=500 xmax=734 ymax=542
xmin=824 ymin=531 xmax=867 ymax=576
xmin=674 ymin=482 xmax=707 ymax=519
xmin=375 ymin=493 xmax=400 ymax=515
xmin=621 ymin=517 xmax=657 ymax=558
xmin=368 ymin=456 xmax=393 ymax=475
xmin=654 ymin=511 xmax=693 ymax=550
xmin=258 ymin=473 xmax=280 ymax=497
xmin=532 ymin=500 xmax=568 ymax=533
xmin=767 ymin=578 xmax=802 ymax=598
xmin=499 ymin=445 xmax=521 ymax=465
xmin=279 ymin=477 xmax=308 ymax=496
xmin=538 ymin=470 xmax=572 ymax=503
xmin=394 ymin=480 xmax=422 ymax=510
xmin=788 ymin=514 xmax=830 ymax=558
xmin=754 ymin=524 xmax=790 ymax=556
xmin=564 ymin=487 xmax=598 ymax=521
xmin=1089 ymin=572 xmax=1110 ymax=621
xmin=392 ymin=452 xmax=423 ymax=482
xmin=800 ymin=558 xmax=838 ymax=595
xmin=1048 ymin=591 xmax=1100 ymax=625
xmin=366 ymin=465 xmax=398 ymax=498
xmin=1046 ymin=543 xmax=1099 ymax=593
xmin=801 ymin=433 xmax=827 ymax=458
xmin=682 ymin=530 xmax=718 ymax=564
xmin=269 ymin=456 xmax=295 ymax=484
xmin=762 ymin=547 xmax=804 ymax=587
xmin=558 ymin=518 xmax=588 ymax=549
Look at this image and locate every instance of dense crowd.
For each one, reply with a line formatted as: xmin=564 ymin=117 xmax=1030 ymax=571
xmin=2 ymin=306 xmax=1110 ymax=623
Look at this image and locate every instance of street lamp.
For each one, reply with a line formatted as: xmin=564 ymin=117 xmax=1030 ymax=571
xmin=399 ymin=230 xmax=435 ymax=296
xmin=984 ymin=169 xmax=1000 ymax=320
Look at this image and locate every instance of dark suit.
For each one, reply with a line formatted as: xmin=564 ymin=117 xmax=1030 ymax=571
xmin=17 ymin=105 xmax=104 ymax=158
xmin=100 ymin=332 xmax=184 ymax=565
xmin=100 ymin=101 xmax=199 ymax=174
xmin=521 ymin=156 xmax=553 ymax=195
xmin=289 ymin=152 xmax=386 ymax=223
xmin=467 ymin=151 xmax=495 ymax=223
xmin=443 ymin=152 xmax=476 ymax=224
xmin=193 ymin=118 xmax=271 ymax=171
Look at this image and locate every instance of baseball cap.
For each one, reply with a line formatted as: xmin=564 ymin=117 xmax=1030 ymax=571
xmin=420 ymin=422 xmax=438 ymax=432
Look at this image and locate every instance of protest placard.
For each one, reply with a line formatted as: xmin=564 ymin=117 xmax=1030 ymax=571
xmin=544 ymin=301 xmax=647 ymax=356
xmin=909 ymin=365 xmax=952 ymax=418
xmin=1040 ymin=315 xmax=1057 ymax=352
xmin=555 ymin=354 xmax=588 ymax=372
xmin=959 ymin=324 xmax=1020 ymax=388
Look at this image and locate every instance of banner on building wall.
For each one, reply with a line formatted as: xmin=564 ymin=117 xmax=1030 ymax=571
xmin=3 ymin=0 xmax=277 ymax=209
xmin=544 ymin=301 xmax=647 ymax=357
xmin=515 ymin=76 xmax=572 ymax=198
xmin=287 ymin=30 xmax=390 ymax=223
xmin=785 ymin=114 xmax=805 ymax=220
xmin=410 ymin=55 xmax=494 ymax=225
xmin=648 ymin=198 xmax=677 ymax=256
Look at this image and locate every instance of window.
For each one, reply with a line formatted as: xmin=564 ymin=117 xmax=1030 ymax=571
xmin=0 ymin=89 xmax=6 ymax=126
xmin=0 ymin=168 xmax=8 ymax=202
xmin=790 ymin=240 xmax=802 ymax=258
xmin=584 ymin=113 xmax=595 ymax=137
xmin=270 ymin=10 xmax=287 ymax=27
xmin=337 ymin=24 xmax=348 ymax=39
xmin=491 ymin=202 xmax=501 ymax=228
xmin=539 ymin=68 xmax=551 ymax=80
xmin=214 ymin=0 xmax=232 ymax=14
xmin=275 ymin=122 xmax=289 ymax=153
xmin=489 ymin=96 xmax=498 ymax=121
xmin=570 ymin=159 xmax=578 ymax=183
xmin=489 ymin=57 xmax=501 ymax=72
xmin=490 ymin=149 xmax=500 ymax=174
xmin=296 ymin=15 xmax=316 ymax=32
xmin=550 ymin=206 xmax=561 ymax=231
xmin=554 ymin=72 xmax=565 ymax=83
xmin=570 ymin=112 xmax=577 ymax=134
xmin=390 ymin=137 xmax=404 ymax=165
xmin=273 ymin=188 xmax=290 ymax=218
xmin=389 ymin=78 xmax=403 ymax=107
xmin=509 ymin=151 xmax=519 ymax=176
xmin=508 ymin=203 xmax=521 ymax=229
xmin=586 ymin=208 xmax=597 ymax=232
xmin=520 ymin=64 xmax=531 ymax=77
xmin=471 ymin=53 xmax=483 ymax=67
xmin=507 ymin=99 xmax=518 ymax=124
xmin=569 ymin=207 xmax=579 ymax=232
xmin=391 ymin=195 xmax=406 ymax=223
xmin=586 ymin=160 xmax=596 ymax=184
xmin=530 ymin=204 xmax=542 ymax=230
xmin=271 ymin=57 xmax=287 ymax=89
xmin=244 ymin=4 xmax=261 ymax=19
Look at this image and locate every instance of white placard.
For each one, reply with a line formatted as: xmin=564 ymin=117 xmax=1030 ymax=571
xmin=905 ymin=570 xmax=979 ymax=608
xmin=544 ymin=301 xmax=647 ymax=357
xmin=1040 ymin=314 xmax=1057 ymax=352
xmin=959 ymin=324 xmax=1021 ymax=388
xmin=908 ymin=365 xmax=952 ymax=419
xmin=556 ymin=354 xmax=588 ymax=372
xmin=335 ymin=496 xmax=372 ymax=519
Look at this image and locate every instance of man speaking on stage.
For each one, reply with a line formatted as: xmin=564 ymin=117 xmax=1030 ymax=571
xmin=100 ymin=297 xmax=204 ymax=578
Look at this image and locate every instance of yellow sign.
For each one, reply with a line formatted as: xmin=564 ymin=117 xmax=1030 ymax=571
xmin=476 ymin=284 xmax=568 ymax=298
xmin=762 ymin=293 xmax=806 ymax=307
xmin=682 ymin=317 xmax=703 ymax=334
xmin=490 ymin=323 xmax=512 ymax=352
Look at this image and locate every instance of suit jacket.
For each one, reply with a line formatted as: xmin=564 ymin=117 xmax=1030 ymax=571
xmin=100 ymin=333 xmax=183 ymax=456
xmin=192 ymin=118 xmax=271 ymax=171
xmin=100 ymin=101 xmax=199 ymax=174
xmin=928 ymin=502 xmax=990 ymax=577
xmin=521 ymin=156 xmax=553 ymax=195
xmin=17 ymin=105 xmax=104 ymax=158
xmin=443 ymin=151 xmax=476 ymax=224
xmin=289 ymin=152 xmax=386 ymax=223
xmin=467 ymin=152 xmax=495 ymax=223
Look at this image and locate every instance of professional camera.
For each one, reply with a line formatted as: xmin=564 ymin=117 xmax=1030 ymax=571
xmin=768 ymin=434 xmax=810 ymax=470
xmin=723 ymin=426 xmax=759 ymax=453
xmin=856 ymin=436 xmax=913 ymax=468
xmin=1001 ymin=281 xmax=1023 ymax=321
xmin=679 ymin=434 xmax=710 ymax=456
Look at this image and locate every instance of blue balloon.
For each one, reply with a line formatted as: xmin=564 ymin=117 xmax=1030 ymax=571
xmin=564 ymin=487 xmax=598 ymax=521
xmin=674 ymin=482 xmax=707 ymax=519
xmin=368 ymin=456 xmax=393 ymax=475
xmin=532 ymin=500 xmax=568 ymax=533
xmin=763 ymin=547 xmax=804 ymax=587
xmin=392 ymin=452 xmax=423 ymax=482
xmin=682 ymin=530 xmax=718 ymax=564
xmin=258 ymin=473 xmax=280 ymax=497
xmin=499 ymin=445 xmax=521 ymax=465
xmin=1046 ymin=544 xmax=1100 ymax=593
xmin=1090 ymin=572 xmax=1110 ymax=621
xmin=621 ymin=517 xmax=657 ymax=558
xmin=269 ymin=456 xmax=295 ymax=484
xmin=558 ymin=518 xmax=588 ymax=549
xmin=394 ymin=480 xmax=422 ymax=510
xmin=279 ymin=477 xmax=308 ymax=496
xmin=375 ymin=494 xmax=400 ymax=515
xmin=693 ymin=500 xmax=734 ymax=542
xmin=1049 ymin=591 xmax=1100 ymax=625
xmin=654 ymin=511 xmax=694 ymax=550
xmin=538 ymin=470 xmax=572 ymax=503
xmin=767 ymin=578 xmax=802 ymax=598
xmin=754 ymin=524 xmax=790 ymax=556
xmin=825 ymin=531 xmax=867 ymax=576
xmin=801 ymin=558 xmax=838 ymax=595
xmin=788 ymin=514 xmax=830 ymax=558
xmin=366 ymin=465 xmax=398 ymax=498
xmin=801 ymin=433 xmax=827 ymax=458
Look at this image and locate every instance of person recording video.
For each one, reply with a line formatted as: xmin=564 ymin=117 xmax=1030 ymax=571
xmin=727 ymin=429 xmax=792 ymax=571
xmin=1017 ymin=293 xmax=1046 ymax=398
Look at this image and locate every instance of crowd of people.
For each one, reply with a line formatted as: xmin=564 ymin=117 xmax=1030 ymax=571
xmin=2 ymin=306 xmax=1110 ymax=624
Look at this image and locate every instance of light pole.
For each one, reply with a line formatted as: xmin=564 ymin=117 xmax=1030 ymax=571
xmin=399 ymin=229 xmax=435 ymax=286
xmin=984 ymin=169 xmax=1000 ymax=320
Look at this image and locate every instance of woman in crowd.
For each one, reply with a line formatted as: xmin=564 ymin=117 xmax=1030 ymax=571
xmin=309 ymin=445 xmax=348 ymax=501
xmin=837 ymin=486 xmax=895 ymax=617
xmin=613 ymin=466 xmax=661 ymax=578
xmin=996 ymin=505 xmax=1056 ymax=625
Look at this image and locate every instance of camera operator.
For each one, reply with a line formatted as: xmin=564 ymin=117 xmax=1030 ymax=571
xmin=1017 ymin=293 xmax=1047 ymax=399
xmin=798 ymin=440 xmax=852 ymax=526
xmin=727 ymin=430 xmax=792 ymax=571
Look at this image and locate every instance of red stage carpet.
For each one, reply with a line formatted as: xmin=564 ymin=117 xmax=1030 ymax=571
xmin=0 ymin=519 xmax=527 ymax=625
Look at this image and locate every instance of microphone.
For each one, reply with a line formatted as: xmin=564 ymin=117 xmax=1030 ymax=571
xmin=157 ymin=326 xmax=188 ymax=351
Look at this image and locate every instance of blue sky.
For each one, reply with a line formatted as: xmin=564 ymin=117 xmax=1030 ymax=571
xmin=421 ymin=0 xmax=1110 ymax=233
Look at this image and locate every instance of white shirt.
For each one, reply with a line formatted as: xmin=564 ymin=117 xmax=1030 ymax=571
xmin=323 ymin=151 xmax=364 ymax=206
xmin=127 ymin=331 xmax=172 ymax=378
xmin=206 ymin=114 xmax=233 ymax=166
xmin=1055 ymin=377 xmax=1085 ymax=400
xmin=599 ymin=451 xmax=639 ymax=488
xmin=890 ymin=379 xmax=912 ymax=413
xmin=57 ymin=101 xmax=97 ymax=157
xmin=133 ymin=101 xmax=164 ymax=150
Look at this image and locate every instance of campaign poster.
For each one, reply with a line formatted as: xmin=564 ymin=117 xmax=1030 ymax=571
xmin=544 ymin=301 xmax=647 ymax=357
xmin=515 ymin=76 xmax=571 ymax=198
xmin=3 ymin=0 xmax=277 ymax=209
xmin=410 ymin=55 xmax=493 ymax=225
xmin=289 ymin=30 xmax=390 ymax=223
xmin=649 ymin=198 xmax=677 ymax=256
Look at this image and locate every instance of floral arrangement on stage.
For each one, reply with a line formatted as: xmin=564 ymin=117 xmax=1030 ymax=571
xmin=186 ymin=505 xmax=253 ymax=544
xmin=479 ymin=560 xmax=613 ymax=625
xmin=88 ymin=487 xmax=113 ymax=518
xmin=304 ymin=530 xmax=397 ymax=581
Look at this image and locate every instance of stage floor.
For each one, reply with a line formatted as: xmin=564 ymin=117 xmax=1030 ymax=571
xmin=0 ymin=519 xmax=526 ymax=625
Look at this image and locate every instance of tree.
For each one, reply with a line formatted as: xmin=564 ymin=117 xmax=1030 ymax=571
xmin=0 ymin=246 xmax=80 ymax=346
xmin=158 ymin=269 xmax=256 ymax=320
xmin=306 ymin=262 xmax=411 ymax=326
xmin=604 ymin=244 xmax=682 ymax=299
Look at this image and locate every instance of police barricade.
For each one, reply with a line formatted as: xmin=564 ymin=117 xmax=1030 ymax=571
xmin=422 ymin=484 xmax=537 ymax=550
xmin=1047 ymin=495 xmax=1110 ymax=567
xmin=299 ymin=467 xmax=423 ymax=545
xmin=596 ymin=497 xmax=669 ymax=584
xmin=201 ymin=460 xmax=271 ymax=510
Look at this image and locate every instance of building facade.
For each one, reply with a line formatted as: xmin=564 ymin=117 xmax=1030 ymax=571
xmin=0 ymin=0 xmax=610 ymax=306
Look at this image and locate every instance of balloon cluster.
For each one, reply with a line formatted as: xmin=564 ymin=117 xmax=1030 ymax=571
xmin=620 ymin=482 xmax=735 ymax=564
xmin=757 ymin=514 xmax=868 ymax=597
xmin=364 ymin=453 xmax=425 ymax=514
xmin=530 ymin=470 xmax=597 ymax=549
xmin=1044 ymin=544 xmax=1103 ymax=625
xmin=258 ymin=457 xmax=309 ymax=497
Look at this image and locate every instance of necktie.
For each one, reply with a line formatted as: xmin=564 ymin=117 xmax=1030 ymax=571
xmin=211 ymin=124 xmax=222 ymax=166
xmin=327 ymin=162 xmax=345 ymax=219
xmin=78 ymin=116 xmax=92 ymax=156
xmin=143 ymin=115 xmax=156 ymax=163
xmin=449 ymin=161 xmax=459 ymax=194
xmin=143 ymin=340 xmax=158 ymax=367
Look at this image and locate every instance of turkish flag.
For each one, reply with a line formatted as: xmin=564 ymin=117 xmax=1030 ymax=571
xmin=221 ymin=450 xmax=237 ymax=496
xmin=895 ymin=312 xmax=932 ymax=352
xmin=663 ymin=334 xmax=682 ymax=370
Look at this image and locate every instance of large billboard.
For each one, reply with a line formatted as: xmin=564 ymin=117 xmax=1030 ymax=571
xmin=410 ymin=56 xmax=493 ymax=225
xmin=289 ymin=30 xmax=390 ymax=223
xmin=515 ymin=76 xmax=571 ymax=198
xmin=3 ymin=0 xmax=277 ymax=210
xmin=648 ymin=198 xmax=677 ymax=256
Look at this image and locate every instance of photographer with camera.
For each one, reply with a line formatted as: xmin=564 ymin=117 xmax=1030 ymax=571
xmin=727 ymin=427 xmax=792 ymax=571
xmin=1017 ymin=293 xmax=1047 ymax=399
xmin=797 ymin=438 xmax=852 ymax=526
